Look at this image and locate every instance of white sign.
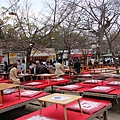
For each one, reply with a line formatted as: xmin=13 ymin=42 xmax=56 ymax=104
xmin=0 ymin=49 xmax=3 ymax=56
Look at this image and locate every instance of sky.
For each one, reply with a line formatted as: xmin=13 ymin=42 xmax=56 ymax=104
xmin=0 ymin=0 xmax=53 ymax=13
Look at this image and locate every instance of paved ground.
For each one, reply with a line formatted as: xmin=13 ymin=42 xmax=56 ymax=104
xmin=0 ymin=86 xmax=120 ymax=120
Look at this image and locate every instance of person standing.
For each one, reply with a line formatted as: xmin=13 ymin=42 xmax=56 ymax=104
xmin=88 ymin=59 xmax=92 ymax=69
xmin=4 ymin=61 xmax=8 ymax=72
xmin=73 ymin=58 xmax=81 ymax=75
xmin=8 ymin=64 xmax=12 ymax=72
xmin=31 ymin=61 xmax=40 ymax=80
xmin=17 ymin=60 xmax=21 ymax=73
xmin=55 ymin=59 xmax=64 ymax=77
xmin=9 ymin=62 xmax=20 ymax=84
xmin=94 ymin=59 xmax=98 ymax=67
xmin=39 ymin=62 xmax=46 ymax=74
xmin=21 ymin=59 xmax=26 ymax=74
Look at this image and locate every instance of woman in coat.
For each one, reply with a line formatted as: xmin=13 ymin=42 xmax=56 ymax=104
xmin=9 ymin=62 xmax=20 ymax=84
xmin=55 ymin=59 xmax=64 ymax=77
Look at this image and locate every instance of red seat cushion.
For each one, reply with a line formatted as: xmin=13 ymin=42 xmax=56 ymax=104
xmin=58 ymin=85 xmax=83 ymax=91
xmin=16 ymin=90 xmax=42 ymax=97
xmin=24 ymin=82 xmax=44 ymax=86
xmin=50 ymin=77 xmax=65 ymax=81
xmin=107 ymin=81 xmax=120 ymax=86
xmin=67 ymin=100 xmax=106 ymax=114
xmin=84 ymin=80 xmax=102 ymax=84
xmin=85 ymin=86 xmax=115 ymax=93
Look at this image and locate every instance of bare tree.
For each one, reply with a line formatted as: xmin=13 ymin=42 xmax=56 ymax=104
xmin=69 ymin=0 xmax=120 ymax=71
xmin=1 ymin=0 xmax=77 ymax=67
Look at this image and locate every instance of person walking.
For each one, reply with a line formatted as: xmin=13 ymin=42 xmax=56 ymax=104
xmin=4 ymin=61 xmax=8 ymax=73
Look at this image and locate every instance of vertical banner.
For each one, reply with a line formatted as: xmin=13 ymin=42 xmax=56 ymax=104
xmin=0 ymin=49 xmax=3 ymax=63
xmin=0 ymin=56 xmax=2 ymax=62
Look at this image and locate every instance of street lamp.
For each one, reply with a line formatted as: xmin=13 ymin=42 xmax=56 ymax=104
xmin=9 ymin=12 xmax=17 ymax=16
xmin=51 ymin=37 xmax=55 ymax=41
xmin=50 ymin=37 xmax=55 ymax=62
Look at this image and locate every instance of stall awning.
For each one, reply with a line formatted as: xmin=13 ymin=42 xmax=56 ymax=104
xmin=103 ymin=53 xmax=112 ymax=57
xmin=70 ymin=54 xmax=92 ymax=58
xmin=31 ymin=53 xmax=49 ymax=57
xmin=30 ymin=49 xmax=55 ymax=57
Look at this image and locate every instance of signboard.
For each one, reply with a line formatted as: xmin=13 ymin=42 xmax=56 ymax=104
xmin=0 ymin=49 xmax=3 ymax=56
xmin=9 ymin=53 xmax=16 ymax=58
xmin=0 ymin=56 xmax=2 ymax=62
xmin=70 ymin=49 xmax=92 ymax=58
xmin=9 ymin=52 xmax=24 ymax=64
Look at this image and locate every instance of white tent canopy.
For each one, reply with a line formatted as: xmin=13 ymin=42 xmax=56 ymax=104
xmin=103 ymin=53 xmax=112 ymax=57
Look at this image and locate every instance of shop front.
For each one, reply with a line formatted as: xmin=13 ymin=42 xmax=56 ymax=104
xmin=30 ymin=48 xmax=56 ymax=62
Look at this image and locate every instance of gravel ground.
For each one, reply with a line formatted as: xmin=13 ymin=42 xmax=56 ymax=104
xmin=0 ymin=101 xmax=120 ymax=120
xmin=0 ymin=87 xmax=120 ymax=120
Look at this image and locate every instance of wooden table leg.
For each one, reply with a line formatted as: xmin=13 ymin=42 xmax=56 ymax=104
xmin=40 ymin=101 xmax=43 ymax=114
xmin=115 ymin=98 xmax=120 ymax=111
xmin=23 ymin=77 xmax=25 ymax=83
xmin=78 ymin=99 xmax=83 ymax=114
xmin=30 ymin=75 xmax=33 ymax=81
xmin=63 ymin=105 xmax=67 ymax=120
xmin=47 ymin=77 xmax=50 ymax=84
xmin=18 ymin=86 xmax=21 ymax=99
xmin=103 ymin=110 xmax=108 ymax=120
xmin=36 ymin=76 xmax=38 ymax=81
xmin=0 ymin=91 xmax=2 ymax=104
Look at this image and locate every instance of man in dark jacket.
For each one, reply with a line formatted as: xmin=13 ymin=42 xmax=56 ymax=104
xmin=39 ymin=62 xmax=46 ymax=74
xmin=73 ymin=58 xmax=81 ymax=74
xmin=31 ymin=61 xmax=40 ymax=80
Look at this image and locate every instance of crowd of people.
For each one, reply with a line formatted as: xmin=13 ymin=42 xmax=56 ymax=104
xmin=3 ymin=57 xmax=117 ymax=84
xmin=1 ymin=57 xmax=82 ymax=84
xmin=88 ymin=58 xmax=117 ymax=68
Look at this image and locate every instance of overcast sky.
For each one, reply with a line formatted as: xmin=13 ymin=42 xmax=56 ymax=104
xmin=0 ymin=0 xmax=53 ymax=13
